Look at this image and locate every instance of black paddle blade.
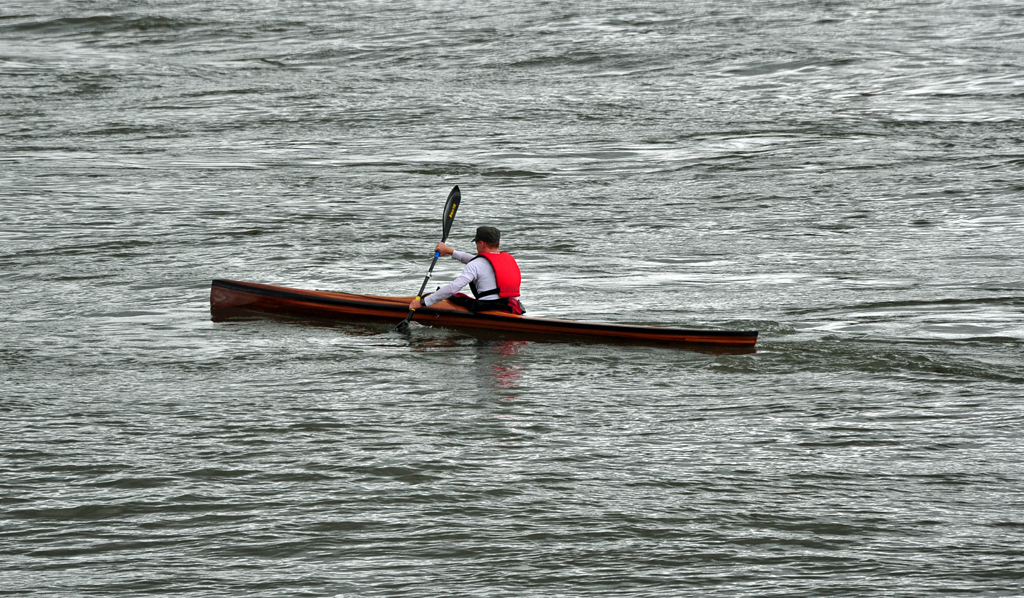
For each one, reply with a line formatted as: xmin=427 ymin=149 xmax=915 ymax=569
xmin=441 ymin=185 xmax=460 ymax=242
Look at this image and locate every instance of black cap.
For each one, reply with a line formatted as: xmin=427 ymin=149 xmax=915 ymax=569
xmin=472 ymin=226 xmax=500 ymax=244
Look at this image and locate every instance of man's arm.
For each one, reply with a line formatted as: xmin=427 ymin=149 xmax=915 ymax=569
xmin=434 ymin=241 xmax=474 ymax=265
xmin=408 ymin=244 xmax=477 ymax=309
xmin=422 ymin=262 xmax=479 ymax=307
xmin=451 ymin=250 xmax=474 ymax=264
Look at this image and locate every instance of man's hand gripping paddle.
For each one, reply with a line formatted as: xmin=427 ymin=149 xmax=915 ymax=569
xmin=394 ymin=185 xmax=461 ymax=332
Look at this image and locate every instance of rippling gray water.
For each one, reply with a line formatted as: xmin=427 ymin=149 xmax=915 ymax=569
xmin=3 ymin=1 xmax=1024 ymax=595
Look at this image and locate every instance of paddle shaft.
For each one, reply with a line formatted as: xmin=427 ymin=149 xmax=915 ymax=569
xmin=414 ymin=251 xmax=442 ymax=302
xmin=395 ymin=186 xmax=460 ymax=331
xmin=396 ymin=250 xmax=441 ymax=329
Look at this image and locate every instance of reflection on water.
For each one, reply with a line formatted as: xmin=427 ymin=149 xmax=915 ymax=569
xmin=474 ymin=339 xmax=529 ymax=402
xmin=490 ymin=340 xmax=529 ymax=400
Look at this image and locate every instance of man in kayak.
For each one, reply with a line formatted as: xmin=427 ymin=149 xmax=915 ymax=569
xmin=408 ymin=226 xmax=525 ymax=315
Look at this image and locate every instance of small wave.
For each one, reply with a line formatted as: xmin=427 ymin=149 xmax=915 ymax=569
xmin=723 ymin=320 xmax=796 ymax=335
xmin=721 ymin=58 xmax=856 ymax=78
xmin=480 ymin=168 xmax=548 ymax=178
xmin=9 ymin=503 xmax=132 ymax=520
xmin=786 ymin=296 xmax=1024 ymax=316
xmin=4 ymin=14 xmax=202 ymax=36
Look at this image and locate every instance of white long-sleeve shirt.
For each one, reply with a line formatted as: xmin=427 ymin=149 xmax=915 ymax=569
xmin=423 ymin=250 xmax=516 ymax=307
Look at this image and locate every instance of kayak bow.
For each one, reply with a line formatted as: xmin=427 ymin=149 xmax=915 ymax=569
xmin=210 ymin=279 xmax=758 ymax=350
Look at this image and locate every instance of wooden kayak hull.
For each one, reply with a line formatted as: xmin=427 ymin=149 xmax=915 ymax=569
xmin=210 ymin=279 xmax=758 ymax=350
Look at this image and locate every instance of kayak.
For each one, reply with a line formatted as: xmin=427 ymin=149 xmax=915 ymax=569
xmin=210 ymin=279 xmax=758 ymax=350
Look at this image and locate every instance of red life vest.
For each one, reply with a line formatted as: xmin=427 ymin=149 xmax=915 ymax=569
xmin=469 ymin=252 xmax=521 ymax=299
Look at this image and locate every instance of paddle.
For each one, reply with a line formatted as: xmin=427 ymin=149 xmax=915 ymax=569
xmin=394 ymin=185 xmax=461 ymax=332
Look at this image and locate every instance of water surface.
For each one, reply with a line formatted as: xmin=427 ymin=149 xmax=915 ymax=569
xmin=2 ymin=1 xmax=1023 ymax=595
